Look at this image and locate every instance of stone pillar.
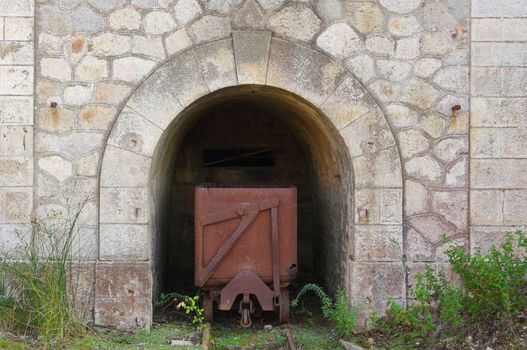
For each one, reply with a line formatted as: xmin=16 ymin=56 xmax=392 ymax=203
xmin=470 ymin=0 xmax=527 ymax=251
xmin=0 ymin=0 xmax=34 ymax=257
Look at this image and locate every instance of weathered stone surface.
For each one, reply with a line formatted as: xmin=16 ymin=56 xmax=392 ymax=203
xmin=0 ymin=126 xmax=32 ymax=156
xmin=174 ymin=0 xmax=202 ymax=24
xmin=354 ymin=146 xmax=403 ymax=189
xmin=472 ymin=18 xmax=527 ymax=42
xmin=233 ymin=0 xmax=266 ymax=29
xmin=113 ymin=57 xmax=156 ymax=83
xmin=355 ymin=188 xmax=402 ymax=224
xmin=345 ymin=54 xmax=375 ymax=83
xmin=405 ymin=180 xmax=428 ymax=216
xmin=132 ymin=35 xmax=166 ymax=60
xmin=100 ymin=187 xmax=147 ymax=224
xmin=233 ymin=31 xmax=271 ymax=84
xmin=317 ymin=23 xmax=361 ymax=59
xmin=414 ymin=58 xmax=442 ymax=78
xmin=0 ymin=188 xmax=32 ymax=224
xmin=322 ymin=75 xmax=377 ymax=130
xmin=91 ymin=32 xmax=131 ymax=56
xmin=108 ymin=107 xmax=163 ymax=156
xmin=471 ymin=98 xmax=526 ymax=127
xmin=87 ymin=0 xmax=119 ymax=12
xmin=95 ymin=297 xmax=151 ymax=330
xmin=268 ymin=5 xmax=321 ymax=43
xmin=100 ymin=224 xmax=148 ymax=260
xmin=348 ymin=2 xmax=385 ymax=34
xmin=0 ymin=41 xmax=33 ymax=65
xmin=36 ymin=107 xmax=76 ymax=133
xmin=422 ymin=2 xmax=457 ymax=31
xmin=295 ymin=53 xmax=347 ymax=106
xmin=0 ymin=96 xmax=33 ymax=124
xmin=433 ymin=137 xmax=467 ymax=164
xmin=63 ymin=84 xmax=92 ymax=106
xmin=431 ymin=190 xmax=468 ymax=229
xmin=350 ymin=262 xmax=405 ymax=306
xmin=471 ymin=128 xmax=527 ymax=158
xmin=368 ymin=79 xmax=401 ymax=103
xmin=109 ymin=7 xmax=141 ymax=31
xmin=377 ymin=59 xmax=412 ymax=82
xmin=472 ymin=0 xmax=527 ymax=18
xmin=422 ymin=31 xmax=453 ymax=56
xmin=188 ymin=15 xmax=231 ymax=44
xmin=95 ymin=82 xmax=131 ymax=104
xmin=355 ymin=226 xmax=403 ymax=261
xmin=397 ymin=129 xmax=429 ymax=159
xmin=470 ymin=227 xmax=518 ymax=255
xmin=143 ymin=11 xmax=177 ymax=35
xmin=38 ymin=155 xmax=73 ymax=182
xmin=132 ymin=0 xmax=156 ymax=8
xmin=0 ymin=157 xmax=33 ymax=186
xmin=445 ymin=157 xmax=467 ymax=187
xmin=76 ymin=152 xmax=99 ymax=176
xmin=100 ymin=146 xmax=151 ymax=187
xmin=38 ymin=33 xmax=62 ymax=56
xmin=472 ymin=159 xmax=527 ymax=190
xmin=64 ymin=36 xmax=87 ymax=65
xmin=388 ymin=15 xmax=421 ymax=37
xmin=400 ymin=79 xmax=441 ymax=110
xmin=472 ymin=42 xmax=527 ymax=67
xmin=75 ymin=55 xmax=108 ymax=81
xmin=164 ymin=28 xmax=192 ymax=56
xmin=395 ymin=36 xmax=421 ymax=60
xmin=38 ymin=5 xmax=72 ymax=35
xmin=40 ymin=58 xmax=71 ymax=82
xmin=79 ymin=105 xmax=116 ymax=130
xmin=267 ymin=38 xmax=312 ymax=91
xmin=433 ymin=66 xmax=469 ymax=93
xmin=207 ymin=0 xmax=243 ymax=14
xmin=378 ymin=0 xmax=422 ymax=14
xmin=365 ymin=35 xmax=394 ymax=56
xmin=405 ymin=155 xmax=443 ymax=185
xmin=409 ymin=215 xmax=458 ymax=245
xmin=5 ymin=17 xmax=33 ymax=41
xmin=342 ymin=108 xmax=395 ymax=159
xmin=193 ymin=39 xmax=236 ymax=91
xmin=0 ymin=0 xmax=33 ymax=16
xmin=470 ymin=190 xmax=504 ymax=226
xmin=72 ymin=6 xmax=105 ymax=33
xmin=503 ymin=190 xmax=527 ymax=225
xmin=0 ymin=224 xmax=30 ymax=258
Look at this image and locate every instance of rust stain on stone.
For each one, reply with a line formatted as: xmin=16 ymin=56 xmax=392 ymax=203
xmin=80 ymin=108 xmax=95 ymax=122
xmin=71 ymin=37 xmax=85 ymax=54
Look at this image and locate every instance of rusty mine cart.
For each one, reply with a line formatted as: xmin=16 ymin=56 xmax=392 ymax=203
xmin=194 ymin=186 xmax=298 ymax=327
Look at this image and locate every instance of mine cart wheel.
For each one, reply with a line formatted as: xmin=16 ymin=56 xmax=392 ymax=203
xmin=203 ymin=293 xmax=213 ymax=323
xmin=279 ymin=288 xmax=290 ymax=324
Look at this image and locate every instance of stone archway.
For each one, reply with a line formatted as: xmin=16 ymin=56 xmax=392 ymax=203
xmin=96 ymin=31 xmax=403 ymax=330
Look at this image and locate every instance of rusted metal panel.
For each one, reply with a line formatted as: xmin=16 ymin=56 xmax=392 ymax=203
xmin=194 ymin=185 xmax=297 ymax=325
xmin=195 ymin=186 xmax=297 ymax=288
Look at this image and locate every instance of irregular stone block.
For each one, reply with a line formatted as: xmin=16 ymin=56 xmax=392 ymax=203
xmin=405 ymin=180 xmax=429 ymax=216
xmin=317 ymin=23 xmax=361 ymax=59
xmin=38 ymin=155 xmax=73 ymax=182
xmin=109 ymin=7 xmax=141 ymax=31
xmin=207 ymin=0 xmax=243 ymax=13
xmin=397 ymin=129 xmax=429 ymax=159
xmin=431 ymin=190 xmax=468 ymax=230
xmin=188 ymin=15 xmax=231 ymax=44
xmin=345 ymin=54 xmax=375 ymax=83
xmin=378 ymin=0 xmax=422 ymax=14
xmin=268 ymin=5 xmax=322 ymax=43
xmin=36 ymin=107 xmax=76 ymax=133
xmin=233 ymin=0 xmax=266 ymax=29
xmin=108 ymin=107 xmax=163 ymax=157
xmin=400 ymin=79 xmax=441 ymax=110
xmin=63 ymin=84 xmax=92 ymax=106
xmin=132 ymin=35 xmax=166 ymax=61
xmin=388 ymin=15 xmax=421 ymax=37
xmin=193 ymin=39 xmax=236 ymax=92
xmin=100 ymin=146 xmax=151 ymax=187
xmin=445 ymin=157 xmax=468 ymax=187
xmin=100 ymin=224 xmax=148 ymax=260
xmin=75 ymin=55 xmax=108 ymax=81
xmin=100 ymin=187 xmax=148 ymax=224
xmin=0 ymin=224 xmax=30 ymax=258
xmin=376 ymin=59 xmax=412 ymax=82
xmin=112 ymin=56 xmax=156 ymax=83
xmin=95 ymin=262 xmax=151 ymax=299
xmin=354 ymin=146 xmax=403 ymax=189
xmin=433 ymin=137 xmax=467 ymax=163
xmin=233 ymin=31 xmax=271 ymax=84
xmin=38 ymin=5 xmax=72 ymax=35
xmin=164 ymin=28 xmax=192 ymax=56
xmin=95 ymin=82 xmax=130 ymax=104
xmin=72 ymin=5 xmax=105 ymax=33
xmin=174 ymin=0 xmax=202 ymax=24
xmin=143 ymin=11 xmax=177 ymax=36
xmin=91 ymin=32 xmax=131 ymax=56
xmin=79 ymin=105 xmax=116 ymax=130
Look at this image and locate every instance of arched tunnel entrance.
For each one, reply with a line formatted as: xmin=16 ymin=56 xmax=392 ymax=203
xmin=150 ymin=85 xmax=353 ymax=312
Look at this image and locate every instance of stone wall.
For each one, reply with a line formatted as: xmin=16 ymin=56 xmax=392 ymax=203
xmin=470 ymin=0 xmax=527 ymax=251
xmin=0 ymin=0 xmax=525 ymax=330
xmin=0 ymin=0 xmax=34 ymax=258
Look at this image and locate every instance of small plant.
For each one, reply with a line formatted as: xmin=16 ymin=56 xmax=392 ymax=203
xmin=292 ymin=283 xmax=356 ymax=338
xmin=156 ymin=292 xmax=204 ymax=327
